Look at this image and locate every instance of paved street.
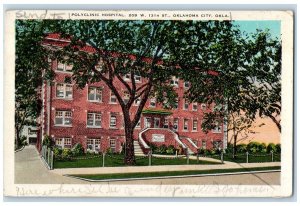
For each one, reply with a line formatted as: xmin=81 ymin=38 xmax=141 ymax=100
xmin=15 ymin=145 xmax=280 ymax=185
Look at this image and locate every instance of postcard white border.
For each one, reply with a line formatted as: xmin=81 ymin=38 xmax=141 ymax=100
xmin=4 ymin=10 xmax=294 ymax=197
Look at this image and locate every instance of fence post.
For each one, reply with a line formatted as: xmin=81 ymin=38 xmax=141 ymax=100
xmin=47 ymin=148 xmax=51 ymax=165
xmin=50 ymin=151 xmax=54 ymax=170
xmin=221 ymin=151 xmax=224 ymax=164
xmin=148 ymin=150 xmax=152 ymax=166
xmin=102 ymin=153 xmax=105 ymax=167
xmin=246 ymin=152 xmax=249 ymax=163
xmin=186 ymin=148 xmax=189 ymax=165
xmin=271 ymin=151 xmax=274 ymax=162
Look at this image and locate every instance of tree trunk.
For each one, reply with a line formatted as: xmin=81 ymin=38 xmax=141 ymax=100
xmin=15 ymin=128 xmax=20 ymax=149
xmin=124 ymin=127 xmax=136 ymax=165
xmin=232 ymin=134 xmax=238 ymax=159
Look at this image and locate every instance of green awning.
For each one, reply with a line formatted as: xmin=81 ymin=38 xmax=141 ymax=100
xmin=142 ymin=109 xmax=173 ymax=115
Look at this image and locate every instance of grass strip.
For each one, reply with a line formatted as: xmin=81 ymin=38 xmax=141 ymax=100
xmin=70 ymin=166 xmax=280 ymax=181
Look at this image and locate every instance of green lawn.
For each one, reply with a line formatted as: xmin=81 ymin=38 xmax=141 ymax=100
xmin=70 ymin=166 xmax=281 ymax=181
xmin=215 ymin=153 xmax=281 ymax=163
xmin=54 ymin=154 xmax=221 ymax=169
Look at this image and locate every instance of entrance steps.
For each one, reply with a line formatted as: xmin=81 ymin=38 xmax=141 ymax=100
xmin=134 ymin=141 xmax=145 ymax=156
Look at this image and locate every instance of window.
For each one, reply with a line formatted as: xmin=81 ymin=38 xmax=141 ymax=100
xmin=173 ymin=118 xmax=178 ymax=131
xmin=170 ymin=76 xmax=179 ymax=87
xmin=87 ymin=113 xmax=102 ymax=128
xmin=212 ymin=122 xmax=222 ymax=133
xmin=202 ymin=140 xmax=207 ymax=149
xmin=55 ymin=137 xmax=71 ymax=149
xmin=213 ymin=141 xmax=222 ymax=150
xmin=123 ymin=91 xmax=130 ymax=104
xmin=28 ymin=128 xmax=37 ymax=136
xmin=110 ymin=139 xmax=116 ymax=153
xmin=134 ymin=72 xmax=141 ymax=82
xmin=183 ymin=119 xmax=189 ymax=131
xmin=88 ymin=87 xmax=102 ymax=102
xmin=150 ymin=98 xmax=156 ymax=108
xmin=183 ymin=100 xmax=189 ymax=110
xmin=55 ymin=111 xmax=72 ymax=126
xmin=154 ymin=118 xmax=160 ymax=128
xmin=192 ymin=103 xmax=198 ymax=111
xmin=123 ymin=73 xmax=131 ymax=81
xmin=110 ymin=115 xmax=117 ymax=128
xmin=144 ymin=117 xmax=151 ymax=128
xmin=201 ymin=103 xmax=207 ymax=110
xmin=174 ymin=99 xmax=178 ymax=109
xmin=57 ymin=62 xmax=73 ymax=72
xmin=184 ymin=81 xmax=190 ymax=88
xmin=163 ymin=119 xmax=169 ymax=128
xmin=110 ymin=92 xmax=117 ymax=103
xmin=134 ymin=97 xmax=141 ymax=106
xmin=87 ymin=138 xmax=101 ymax=153
xmin=136 ymin=118 xmax=141 ymax=128
xmin=192 ymin=120 xmax=198 ymax=131
xmin=56 ymin=83 xmax=73 ymax=99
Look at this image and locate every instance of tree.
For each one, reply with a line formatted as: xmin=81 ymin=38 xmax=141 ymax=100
xmin=38 ymin=20 xmax=237 ymax=165
xmin=181 ymin=24 xmax=281 ymax=156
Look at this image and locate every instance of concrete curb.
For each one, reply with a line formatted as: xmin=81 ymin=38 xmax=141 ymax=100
xmin=14 ymin=145 xmax=25 ymax=153
xmin=65 ymin=169 xmax=281 ymax=182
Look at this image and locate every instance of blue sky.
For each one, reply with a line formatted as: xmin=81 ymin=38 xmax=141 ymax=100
xmin=233 ymin=20 xmax=281 ymax=40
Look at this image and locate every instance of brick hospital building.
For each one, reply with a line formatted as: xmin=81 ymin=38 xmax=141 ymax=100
xmin=37 ymin=34 xmax=227 ymax=155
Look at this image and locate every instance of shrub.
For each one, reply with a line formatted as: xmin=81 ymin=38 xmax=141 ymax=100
xmin=236 ymin=144 xmax=247 ymax=153
xmin=156 ymin=144 xmax=167 ymax=154
xmin=20 ymin=135 xmax=28 ymax=146
xmin=149 ymin=143 xmax=157 ymax=153
xmin=275 ymin=143 xmax=281 ymax=153
xmin=71 ymin=143 xmax=84 ymax=156
xmin=53 ymin=147 xmax=62 ymax=159
xmin=166 ymin=145 xmax=175 ymax=155
xmin=247 ymin=142 xmax=262 ymax=153
xmin=61 ymin=148 xmax=72 ymax=160
xmin=42 ymin=135 xmax=53 ymax=148
xmin=267 ymin=143 xmax=276 ymax=153
xmin=259 ymin=143 xmax=267 ymax=153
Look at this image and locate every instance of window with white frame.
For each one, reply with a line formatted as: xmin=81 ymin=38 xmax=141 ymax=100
xmin=163 ymin=119 xmax=169 ymax=128
xmin=149 ymin=98 xmax=156 ymax=108
xmin=192 ymin=120 xmax=198 ymax=131
xmin=183 ymin=100 xmax=189 ymax=110
xmin=88 ymin=87 xmax=102 ymax=102
xmin=184 ymin=81 xmax=190 ymax=88
xmin=192 ymin=103 xmax=198 ymax=111
xmin=212 ymin=122 xmax=222 ymax=133
xmin=110 ymin=114 xmax=117 ymax=128
xmin=110 ymin=92 xmax=117 ymax=103
xmin=174 ymin=99 xmax=178 ymax=109
xmin=87 ymin=113 xmax=102 ymax=127
xmin=202 ymin=140 xmax=207 ymax=149
xmin=57 ymin=62 xmax=73 ymax=72
xmin=56 ymin=83 xmax=73 ymax=99
xmin=55 ymin=111 xmax=72 ymax=126
xmin=213 ymin=141 xmax=222 ymax=150
xmin=136 ymin=118 xmax=141 ymax=128
xmin=134 ymin=72 xmax=141 ymax=82
xmin=123 ymin=73 xmax=131 ymax=81
xmin=144 ymin=117 xmax=151 ymax=128
xmin=173 ymin=118 xmax=178 ymax=131
xmin=134 ymin=97 xmax=141 ymax=105
xmin=201 ymin=103 xmax=207 ymax=110
xmin=55 ymin=137 xmax=71 ymax=149
xmin=170 ymin=76 xmax=179 ymax=87
xmin=110 ymin=139 xmax=116 ymax=153
xmin=87 ymin=138 xmax=101 ymax=153
xmin=183 ymin=119 xmax=189 ymax=131
xmin=123 ymin=91 xmax=130 ymax=104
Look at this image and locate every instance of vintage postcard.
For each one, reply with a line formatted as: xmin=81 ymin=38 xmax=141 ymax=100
xmin=4 ymin=10 xmax=293 ymax=197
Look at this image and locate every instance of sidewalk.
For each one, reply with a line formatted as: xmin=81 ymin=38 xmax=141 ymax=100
xmin=51 ymin=160 xmax=280 ymax=176
xmin=15 ymin=145 xmax=85 ymax=184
